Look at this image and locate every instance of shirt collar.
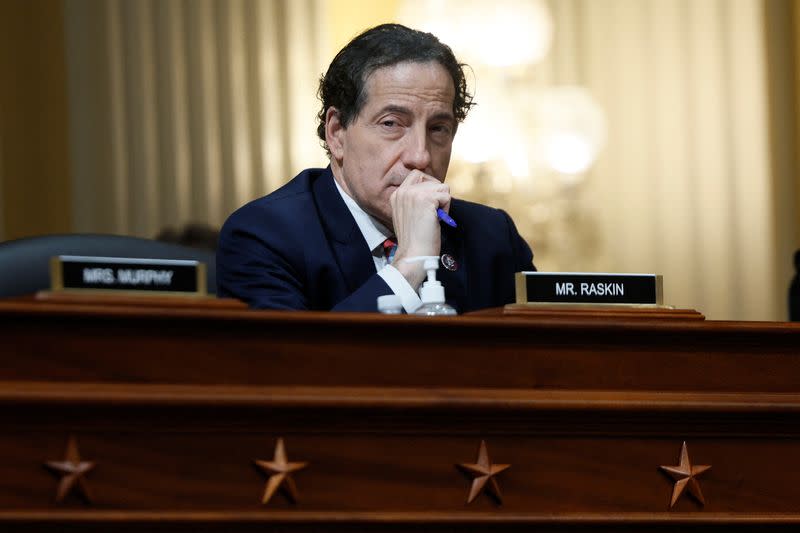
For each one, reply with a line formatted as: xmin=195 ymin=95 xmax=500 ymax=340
xmin=333 ymin=177 xmax=393 ymax=253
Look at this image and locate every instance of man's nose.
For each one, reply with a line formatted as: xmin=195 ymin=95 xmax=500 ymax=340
xmin=401 ymin=128 xmax=432 ymax=171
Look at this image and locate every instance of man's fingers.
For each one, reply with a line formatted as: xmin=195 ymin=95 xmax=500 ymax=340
xmin=399 ymin=169 xmax=444 ymax=188
xmin=434 ymin=191 xmax=451 ymax=210
xmin=397 ymin=170 xmax=423 ymax=189
xmin=392 ymin=179 xmax=451 ymax=213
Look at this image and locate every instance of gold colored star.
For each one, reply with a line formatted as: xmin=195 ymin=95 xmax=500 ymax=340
xmin=659 ymin=441 xmax=711 ymax=507
xmin=43 ymin=435 xmax=96 ymax=504
xmin=456 ymin=440 xmax=511 ymax=504
xmin=253 ymin=438 xmax=308 ymax=504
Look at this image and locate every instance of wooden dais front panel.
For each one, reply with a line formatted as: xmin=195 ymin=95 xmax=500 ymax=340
xmin=0 ymin=297 xmax=799 ymax=532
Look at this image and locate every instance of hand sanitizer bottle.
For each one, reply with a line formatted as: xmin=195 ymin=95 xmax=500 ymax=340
xmin=404 ymin=256 xmax=457 ymax=316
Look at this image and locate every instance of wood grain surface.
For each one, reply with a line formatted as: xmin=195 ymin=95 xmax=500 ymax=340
xmin=0 ymin=297 xmax=799 ymax=531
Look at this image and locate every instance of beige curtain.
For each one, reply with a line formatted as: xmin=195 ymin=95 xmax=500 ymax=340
xmin=64 ymin=0 xmax=329 ymax=238
xmin=392 ymin=0 xmax=785 ymax=320
xmin=535 ymin=0 xmax=780 ymax=320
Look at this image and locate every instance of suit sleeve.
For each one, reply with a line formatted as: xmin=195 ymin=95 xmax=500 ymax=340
xmin=216 ymin=219 xmax=309 ymax=310
xmin=329 ymin=275 xmax=393 ymax=312
xmin=216 ymin=213 xmax=393 ymax=312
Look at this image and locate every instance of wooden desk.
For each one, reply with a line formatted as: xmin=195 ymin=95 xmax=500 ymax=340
xmin=0 ymin=296 xmax=799 ymax=532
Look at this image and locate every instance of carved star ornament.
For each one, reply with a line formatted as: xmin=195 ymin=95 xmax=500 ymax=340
xmin=253 ymin=438 xmax=309 ymax=504
xmin=43 ymin=435 xmax=96 ymax=504
xmin=456 ymin=440 xmax=511 ymax=504
xmin=659 ymin=441 xmax=711 ymax=508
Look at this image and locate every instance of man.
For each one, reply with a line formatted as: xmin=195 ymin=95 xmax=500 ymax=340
xmin=217 ymin=24 xmax=534 ymax=312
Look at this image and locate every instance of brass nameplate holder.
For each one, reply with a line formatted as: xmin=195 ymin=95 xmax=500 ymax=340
xmin=515 ymin=272 xmax=663 ymax=306
xmin=50 ymin=255 xmax=206 ymax=296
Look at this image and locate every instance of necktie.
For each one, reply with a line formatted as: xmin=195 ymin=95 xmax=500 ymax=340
xmin=383 ymin=238 xmax=397 ymax=264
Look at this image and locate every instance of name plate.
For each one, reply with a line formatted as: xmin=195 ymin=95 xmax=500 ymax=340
xmin=515 ymin=272 xmax=663 ymax=306
xmin=50 ymin=256 xmax=206 ymax=296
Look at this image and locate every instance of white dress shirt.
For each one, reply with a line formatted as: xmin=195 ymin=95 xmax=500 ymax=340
xmin=333 ymin=179 xmax=422 ymax=313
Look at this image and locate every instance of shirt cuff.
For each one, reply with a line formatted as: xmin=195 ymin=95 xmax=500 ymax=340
xmin=377 ymin=264 xmax=422 ymax=314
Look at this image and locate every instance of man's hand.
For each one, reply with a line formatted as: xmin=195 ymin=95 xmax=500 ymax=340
xmin=389 ymin=170 xmax=451 ymax=289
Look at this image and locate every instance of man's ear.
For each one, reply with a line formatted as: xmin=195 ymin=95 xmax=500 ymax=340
xmin=325 ymin=107 xmax=345 ymax=161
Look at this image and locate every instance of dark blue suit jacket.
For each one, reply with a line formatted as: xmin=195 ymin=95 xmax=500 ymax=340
xmin=217 ymin=167 xmax=535 ymax=312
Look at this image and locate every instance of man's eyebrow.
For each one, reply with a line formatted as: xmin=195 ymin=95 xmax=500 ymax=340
xmin=429 ymin=111 xmax=456 ymax=124
xmin=371 ymin=104 xmax=413 ymax=119
xmin=370 ymin=105 xmax=456 ymax=126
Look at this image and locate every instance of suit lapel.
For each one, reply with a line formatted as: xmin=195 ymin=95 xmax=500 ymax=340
xmin=438 ymin=220 xmax=468 ymax=313
xmin=312 ymin=168 xmax=377 ymax=294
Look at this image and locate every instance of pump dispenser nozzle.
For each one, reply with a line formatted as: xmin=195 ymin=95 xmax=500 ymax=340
xmin=402 ymin=256 xmax=457 ymax=316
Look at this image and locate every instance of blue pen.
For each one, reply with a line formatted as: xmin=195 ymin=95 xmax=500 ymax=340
xmin=437 ymin=208 xmax=457 ymax=228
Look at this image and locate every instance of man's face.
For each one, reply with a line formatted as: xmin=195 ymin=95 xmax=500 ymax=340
xmin=327 ymin=61 xmax=457 ymax=228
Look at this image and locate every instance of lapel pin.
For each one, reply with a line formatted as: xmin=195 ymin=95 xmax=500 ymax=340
xmin=441 ymin=254 xmax=458 ymax=271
